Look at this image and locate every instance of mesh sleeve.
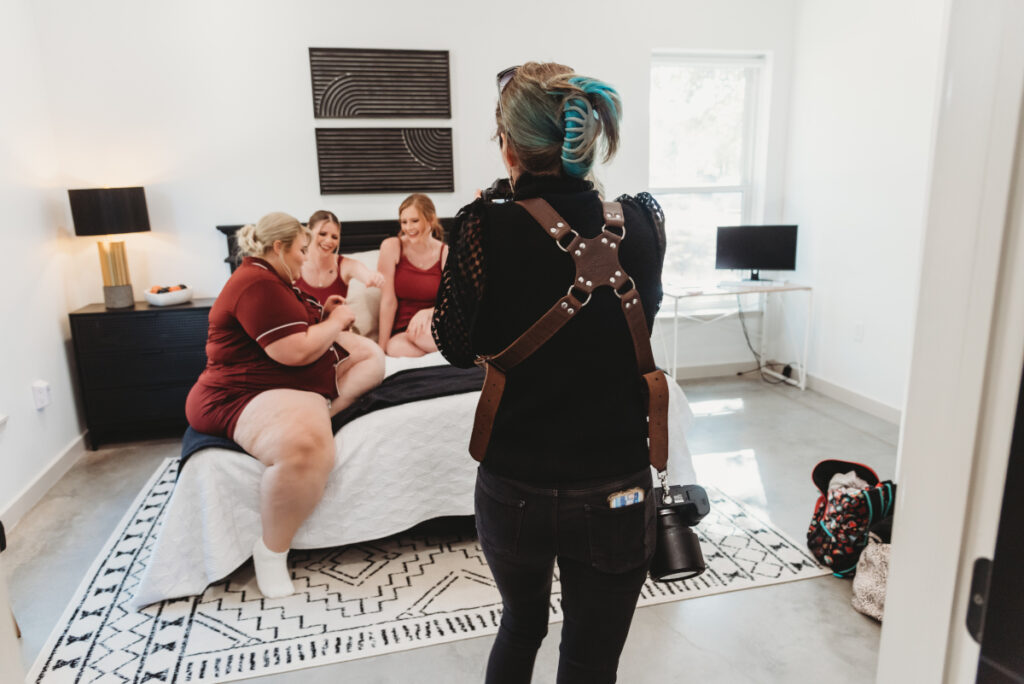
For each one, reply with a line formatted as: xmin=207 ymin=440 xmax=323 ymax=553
xmin=432 ymin=199 xmax=487 ymax=368
xmin=616 ymin=192 xmax=667 ymax=327
xmin=616 ymin=191 xmax=666 ymax=266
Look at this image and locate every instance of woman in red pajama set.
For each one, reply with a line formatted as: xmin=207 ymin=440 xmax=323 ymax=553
xmin=185 ymin=211 xmax=385 ymax=599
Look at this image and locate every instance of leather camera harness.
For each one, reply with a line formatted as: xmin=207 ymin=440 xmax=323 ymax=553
xmin=469 ymin=198 xmax=669 ymax=473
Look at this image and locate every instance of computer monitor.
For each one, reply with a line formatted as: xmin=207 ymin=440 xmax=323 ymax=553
xmin=715 ymin=224 xmax=798 ymax=281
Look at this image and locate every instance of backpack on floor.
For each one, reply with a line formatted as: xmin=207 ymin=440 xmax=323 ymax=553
xmin=806 ymin=459 xmax=896 ymax=578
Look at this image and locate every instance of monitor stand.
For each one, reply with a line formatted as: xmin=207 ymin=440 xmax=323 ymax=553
xmin=745 ymin=270 xmax=767 ymax=282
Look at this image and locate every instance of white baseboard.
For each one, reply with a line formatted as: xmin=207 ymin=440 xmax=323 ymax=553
xmin=671 ymin=361 xmax=754 ymax=381
xmin=807 ymin=374 xmax=902 ymax=425
xmin=0 ymin=432 xmax=87 ymax=530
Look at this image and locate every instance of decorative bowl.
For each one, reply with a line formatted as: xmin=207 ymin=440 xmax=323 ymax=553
xmin=145 ymin=286 xmax=193 ymax=307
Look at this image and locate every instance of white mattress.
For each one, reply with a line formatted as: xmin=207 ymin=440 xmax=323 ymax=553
xmin=131 ymin=354 xmax=695 ymax=608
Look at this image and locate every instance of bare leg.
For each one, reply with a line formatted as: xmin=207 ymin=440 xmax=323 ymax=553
xmin=385 ymin=332 xmax=427 ymax=358
xmin=234 ymin=389 xmax=336 ymax=597
xmin=330 ymin=331 xmax=385 ymax=414
xmin=406 ymin=325 xmax=439 ymax=354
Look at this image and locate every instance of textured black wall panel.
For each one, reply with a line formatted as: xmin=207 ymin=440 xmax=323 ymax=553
xmin=310 ymin=48 xmax=451 ymax=119
xmin=315 ymin=128 xmax=454 ymax=194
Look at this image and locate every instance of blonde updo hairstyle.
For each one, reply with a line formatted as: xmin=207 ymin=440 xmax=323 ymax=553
xmin=236 ymin=212 xmax=310 ymax=258
xmin=496 ymin=62 xmax=622 ymax=179
xmin=398 ymin=193 xmax=444 ymax=241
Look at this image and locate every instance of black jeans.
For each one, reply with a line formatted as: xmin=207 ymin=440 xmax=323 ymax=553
xmin=475 ymin=465 xmax=655 ymax=684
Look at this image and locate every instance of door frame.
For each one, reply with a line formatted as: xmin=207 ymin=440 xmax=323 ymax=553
xmin=876 ymin=0 xmax=1024 ymax=681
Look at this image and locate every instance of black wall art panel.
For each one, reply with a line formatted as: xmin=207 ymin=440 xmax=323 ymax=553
xmin=315 ymin=128 xmax=454 ymax=194
xmin=310 ymin=48 xmax=451 ymax=118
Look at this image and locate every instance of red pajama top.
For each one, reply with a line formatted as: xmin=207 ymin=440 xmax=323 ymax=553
xmin=393 ymin=247 xmax=444 ymax=332
xmin=294 ymin=255 xmax=349 ymax=305
xmin=197 ymin=256 xmax=344 ymax=398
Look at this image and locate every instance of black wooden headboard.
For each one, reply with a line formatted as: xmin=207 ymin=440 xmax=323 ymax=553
xmin=217 ymin=217 xmax=456 ymax=272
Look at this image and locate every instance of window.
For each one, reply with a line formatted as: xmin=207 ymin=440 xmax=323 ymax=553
xmin=650 ymin=53 xmax=769 ymax=284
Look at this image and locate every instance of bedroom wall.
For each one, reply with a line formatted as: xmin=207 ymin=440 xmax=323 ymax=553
xmin=25 ymin=0 xmax=797 ymax=315
xmin=778 ymin=0 xmax=946 ymax=414
xmin=1 ymin=0 xmax=799 ymax=521
xmin=0 ymin=1 xmax=86 ymax=522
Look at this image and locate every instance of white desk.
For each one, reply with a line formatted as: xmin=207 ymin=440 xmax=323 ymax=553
xmin=659 ymin=282 xmax=812 ymax=389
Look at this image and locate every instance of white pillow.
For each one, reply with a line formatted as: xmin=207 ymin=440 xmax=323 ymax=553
xmin=344 ymin=249 xmax=382 ymax=340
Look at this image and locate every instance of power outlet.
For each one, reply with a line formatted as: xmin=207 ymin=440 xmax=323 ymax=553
xmin=32 ymin=379 xmax=51 ymax=410
xmin=854 ymin=321 xmax=866 ymax=342
xmin=0 ymin=413 xmax=8 ymax=427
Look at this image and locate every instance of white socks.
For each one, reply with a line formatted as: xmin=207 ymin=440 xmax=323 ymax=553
xmin=252 ymin=537 xmax=296 ymax=599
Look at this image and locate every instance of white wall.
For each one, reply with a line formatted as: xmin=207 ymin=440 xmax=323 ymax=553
xmin=781 ymin=0 xmax=946 ymax=412
xmin=28 ymin=0 xmax=799 ymax=310
xmin=0 ymin=1 xmax=86 ymax=521
xmin=0 ymin=0 xmax=799 ymax=520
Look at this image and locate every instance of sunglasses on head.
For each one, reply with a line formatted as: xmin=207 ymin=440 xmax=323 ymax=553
xmin=496 ymin=66 xmax=520 ymax=145
xmin=496 ymin=65 xmax=519 ymax=94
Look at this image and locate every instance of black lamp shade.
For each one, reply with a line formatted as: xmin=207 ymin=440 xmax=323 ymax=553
xmin=68 ymin=187 xmax=151 ymax=236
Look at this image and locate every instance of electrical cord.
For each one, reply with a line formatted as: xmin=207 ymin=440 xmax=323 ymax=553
xmin=735 ymin=294 xmax=789 ymax=385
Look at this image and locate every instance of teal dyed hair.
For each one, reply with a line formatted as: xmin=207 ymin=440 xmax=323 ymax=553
xmin=498 ymin=63 xmax=622 ymax=178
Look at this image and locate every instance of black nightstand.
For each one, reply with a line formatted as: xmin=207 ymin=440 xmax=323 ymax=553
xmin=69 ymin=299 xmax=214 ymax=449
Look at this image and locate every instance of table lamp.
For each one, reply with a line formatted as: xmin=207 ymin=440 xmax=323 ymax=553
xmin=68 ymin=187 xmax=151 ymax=309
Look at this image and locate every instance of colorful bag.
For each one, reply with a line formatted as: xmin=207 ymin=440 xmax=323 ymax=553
xmin=806 ymin=459 xmax=896 ymax=577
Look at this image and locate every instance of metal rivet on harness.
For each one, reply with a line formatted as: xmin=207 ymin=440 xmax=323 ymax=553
xmin=470 ymin=197 xmax=668 ymax=474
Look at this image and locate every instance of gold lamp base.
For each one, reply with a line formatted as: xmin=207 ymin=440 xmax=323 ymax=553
xmin=97 ymin=240 xmax=135 ymax=309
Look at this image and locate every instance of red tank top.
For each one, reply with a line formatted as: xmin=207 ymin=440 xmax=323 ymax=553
xmin=393 ymin=242 xmax=444 ymax=331
xmin=295 ymin=255 xmax=348 ymax=304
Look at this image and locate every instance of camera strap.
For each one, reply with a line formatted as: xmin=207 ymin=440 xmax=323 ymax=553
xmin=468 ymin=198 xmax=669 ymax=472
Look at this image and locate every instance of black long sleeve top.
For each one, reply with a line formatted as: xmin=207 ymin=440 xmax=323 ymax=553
xmin=433 ymin=173 xmax=666 ymax=486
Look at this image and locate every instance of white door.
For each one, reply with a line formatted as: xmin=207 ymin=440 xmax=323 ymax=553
xmin=875 ymin=0 xmax=1024 ymax=681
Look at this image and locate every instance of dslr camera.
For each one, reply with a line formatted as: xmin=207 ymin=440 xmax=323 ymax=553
xmin=480 ymin=177 xmax=514 ymax=203
xmin=650 ymin=484 xmax=710 ymax=582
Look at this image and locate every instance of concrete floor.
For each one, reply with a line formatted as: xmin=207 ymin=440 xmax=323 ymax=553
xmin=6 ymin=376 xmax=898 ymax=683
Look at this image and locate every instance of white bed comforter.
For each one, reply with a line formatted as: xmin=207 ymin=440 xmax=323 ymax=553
xmin=131 ymin=354 xmax=695 ymax=608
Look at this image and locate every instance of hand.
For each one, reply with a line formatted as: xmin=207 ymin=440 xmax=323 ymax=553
xmin=326 ymin=302 xmax=355 ymax=330
xmin=407 ymin=307 xmax=433 ymax=338
xmin=322 ymin=294 xmax=347 ymax=318
xmin=367 ymin=271 xmax=385 ymax=288
xmin=474 ymin=188 xmax=483 ymax=199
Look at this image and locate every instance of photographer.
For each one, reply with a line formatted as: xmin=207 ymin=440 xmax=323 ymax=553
xmin=432 ymin=62 xmax=666 ymax=684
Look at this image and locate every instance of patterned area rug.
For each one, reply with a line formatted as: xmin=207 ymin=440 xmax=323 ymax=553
xmin=29 ymin=459 xmax=827 ymax=683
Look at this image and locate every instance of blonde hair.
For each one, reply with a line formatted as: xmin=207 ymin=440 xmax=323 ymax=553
xmin=236 ymin=212 xmax=309 ymax=257
xmin=398 ymin=193 xmax=444 ymax=241
xmin=496 ymin=62 xmax=622 ymax=178
xmin=307 ymin=209 xmax=342 ymax=254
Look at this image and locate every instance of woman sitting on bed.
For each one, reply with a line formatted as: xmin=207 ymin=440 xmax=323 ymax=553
xmin=185 ymin=212 xmax=385 ymax=599
xmin=295 ymin=209 xmax=385 ymax=304
xmin=377 ymin=193 xmax=448 ymax=357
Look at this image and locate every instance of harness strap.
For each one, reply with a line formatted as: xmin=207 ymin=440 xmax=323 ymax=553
xmin=468 ymin=198 xmax=669 ymax=472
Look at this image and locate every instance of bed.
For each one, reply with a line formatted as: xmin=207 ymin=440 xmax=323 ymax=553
xmin=130 ymin=225 xmax=696 ymax=608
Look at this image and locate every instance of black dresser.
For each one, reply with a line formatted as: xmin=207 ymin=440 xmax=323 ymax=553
xmin=69 ymin=299 xmax=213 ymax=449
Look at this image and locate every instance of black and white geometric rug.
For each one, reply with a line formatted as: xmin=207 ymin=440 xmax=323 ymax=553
xmin=29 ymin=459 xmax=827 ymax=683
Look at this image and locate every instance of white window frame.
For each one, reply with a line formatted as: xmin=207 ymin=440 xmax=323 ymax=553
xmin=649 ymin=50 xmax=772 ymax=237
